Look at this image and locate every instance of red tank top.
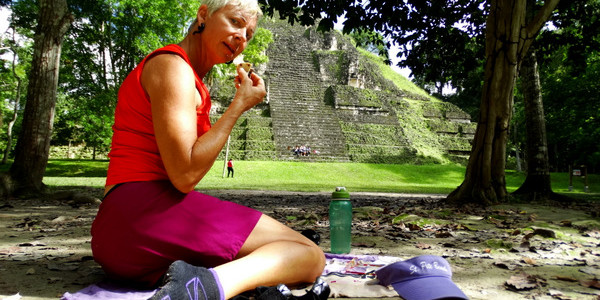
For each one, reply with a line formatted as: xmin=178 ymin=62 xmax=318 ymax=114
xmin=106 ymin=44 xmax=212 ymax=186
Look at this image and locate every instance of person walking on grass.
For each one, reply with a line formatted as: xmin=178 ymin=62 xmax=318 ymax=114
xmin=90 ymin=1 xmax=327 ymax=299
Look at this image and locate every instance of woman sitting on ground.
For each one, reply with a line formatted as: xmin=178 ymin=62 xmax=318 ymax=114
xmin=90 ymin=0 xmax=326 ymax=299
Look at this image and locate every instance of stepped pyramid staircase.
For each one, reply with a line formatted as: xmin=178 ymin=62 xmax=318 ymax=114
xmin=263 ymin=24 xmax=349 ymax=161
xmin=209 ymin=18 xmax=475 ymax=164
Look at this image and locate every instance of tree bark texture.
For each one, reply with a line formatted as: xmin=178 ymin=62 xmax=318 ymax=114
xmin=447 ymin=0 xmax=560 ymax=205
xmin=9 ymin=0 xmax=72 ymax=194
xmin=512 ymin=50 xmax=554 ymax=199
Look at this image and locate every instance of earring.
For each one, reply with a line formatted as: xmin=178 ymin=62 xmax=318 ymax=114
xmin=193 ymin=23 xmax=205 ymax=35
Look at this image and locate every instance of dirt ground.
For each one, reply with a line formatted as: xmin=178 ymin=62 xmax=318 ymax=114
xmin=0 ymin=188 xmax=599 ymax=300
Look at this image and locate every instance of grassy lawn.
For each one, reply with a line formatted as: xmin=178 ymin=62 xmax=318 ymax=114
xmin=1 ymin=159 xmax=592 ymax=196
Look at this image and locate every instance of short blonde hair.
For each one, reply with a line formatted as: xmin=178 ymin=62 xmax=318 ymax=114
xmin=200 ymin=0 xmax=263 ymax=19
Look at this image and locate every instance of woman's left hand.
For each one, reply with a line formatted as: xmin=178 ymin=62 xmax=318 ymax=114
xmin=232 ymin=65 xmax=266 ymax=112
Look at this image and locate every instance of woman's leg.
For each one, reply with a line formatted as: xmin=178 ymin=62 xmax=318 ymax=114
xmin=214 ymin=214 xmax=326 ymax=299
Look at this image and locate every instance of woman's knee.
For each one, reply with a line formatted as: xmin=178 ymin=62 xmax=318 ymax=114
xmin=287 ymin=243 xmax=325 ymax=287
xmin=305 ymin=242 xmax=326 ymax=279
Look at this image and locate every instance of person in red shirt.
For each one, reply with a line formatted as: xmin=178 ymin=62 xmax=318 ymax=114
xmin=227 ymin=159 xmax=234 ymax=178
xmin=90 ymin=1 xmax=326 ymax=299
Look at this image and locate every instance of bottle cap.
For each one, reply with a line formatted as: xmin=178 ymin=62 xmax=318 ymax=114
xmin=332 ymin=186 xmax=350 ymax=200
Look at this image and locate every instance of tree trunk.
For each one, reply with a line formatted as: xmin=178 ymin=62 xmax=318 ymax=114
xmin=447 ymin=0 xmax=560 ymax=206
xmin=512 ymin=50 xmax=567 ymax=201
xmin=513 ymin=49 xmax=552 ymax=195
xmin=3 ymin=98 xmax=19 ymax=165
xmin=9 ymin=0 xmax=72 ymax=195
xmin=3 ymin=40 xmax=23 ymax=165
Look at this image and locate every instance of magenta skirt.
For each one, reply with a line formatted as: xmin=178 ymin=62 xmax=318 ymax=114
xmin=91 ymin=181 xmax=262 ymax=287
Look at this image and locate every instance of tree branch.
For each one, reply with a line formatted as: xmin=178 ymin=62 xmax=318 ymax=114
xmin=526 ymin=0 xmax=560 ymax=36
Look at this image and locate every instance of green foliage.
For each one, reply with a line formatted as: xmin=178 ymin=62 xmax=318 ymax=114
xmin=541 ymin=48 xmax=600 ymax=170
xmin=442 ymin=65 xmax=484 ymax=121
xmin=102 ymin=0 xmax=196 ymax=75
xmin=356 ymin=48 xmax=432 ymax=100
xmin=242 ymin=27 xmax=275 ymax=65
xmin=0 ymin=24 xmax=32 ymax=161
xmin=50 ymin=145 xmax=109 ymax=160
xmin=9 ymin=0 xmax=38 ymax=38
xmin=534 ymin=6 xmax=600 ymax=172
xmin=35 ymin=0 xmax=197 ymax=154
xmin=41 ymin=0 xmax=199 ymax=154
xmin=53 ymin=91 xmax=115 ymax=156
xmin=348 ymin=28 xmax=390 ymax=63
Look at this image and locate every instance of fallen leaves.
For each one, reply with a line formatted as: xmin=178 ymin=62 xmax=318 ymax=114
xmin=488 ymin=215 xmax=510 ymax=228
xmin=415 ymin=242 xmax=432 ymax=250
xmin=522 ymin=257 xmax=538 ymax=266
xmin=584 ymin=230 xmax=600 ymax=239
xmin=547 ymin=289 xmax=573 ymax=300
xmin=554 ymin=275 xmax=578 ymax=282
xmin=494 ymin=260 xmax=519 ymax=270
xmin=532 ymin=227 xmax=557 ymax=238
xmin=580 ymin=278 xmax=600 ymax=289
xmin=505 ymin=273 xmax=547 ymax=291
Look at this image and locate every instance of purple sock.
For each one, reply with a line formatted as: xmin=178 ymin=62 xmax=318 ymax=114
xmin=209 ymin=268 xmax=225 ymax=300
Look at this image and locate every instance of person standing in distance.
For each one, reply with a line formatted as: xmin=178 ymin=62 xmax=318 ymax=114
xmin=227 ymin=159 xmax=234 ymax=178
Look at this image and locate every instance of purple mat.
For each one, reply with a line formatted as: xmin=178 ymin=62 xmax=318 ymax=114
xmin=61 ymin=281 xmax=156 ymax=300
xmin=62 ymin=253 xmax=396 ymax=299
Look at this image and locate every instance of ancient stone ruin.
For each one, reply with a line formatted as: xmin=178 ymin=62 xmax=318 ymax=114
xmin=211 ymin=18 xmax=475 ymax=164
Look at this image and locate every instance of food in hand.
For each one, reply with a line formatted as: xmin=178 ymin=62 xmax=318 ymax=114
xmin=238 ymin=62 xmax=253 ymax=77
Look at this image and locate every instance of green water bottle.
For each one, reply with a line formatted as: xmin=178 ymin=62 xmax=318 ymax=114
xmin=329 ymin=187 xmax=352 ymax=254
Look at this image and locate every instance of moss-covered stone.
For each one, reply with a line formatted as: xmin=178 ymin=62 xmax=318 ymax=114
xmin=246 ymin=127 xmax=274 ymax=140
xmin=328 ymin=85 xmax=388 ymax=108
xmin=485 ymin=239 xmax=513 ymax=250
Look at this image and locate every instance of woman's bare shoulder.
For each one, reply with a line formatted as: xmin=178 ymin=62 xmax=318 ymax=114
xmin=142 ymin=53 xmax=195 ymax=88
